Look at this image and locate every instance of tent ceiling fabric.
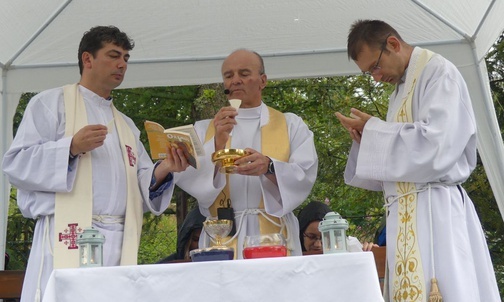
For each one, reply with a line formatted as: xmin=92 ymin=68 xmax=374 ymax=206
xmin=1 ymin=0 xmax=503 ymax=88
xmin=1 ymin=0 xmax=504 ymax=268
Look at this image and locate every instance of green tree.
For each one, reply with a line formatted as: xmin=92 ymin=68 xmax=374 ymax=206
xmin=261 ymin=76 xmax=392 ymax=241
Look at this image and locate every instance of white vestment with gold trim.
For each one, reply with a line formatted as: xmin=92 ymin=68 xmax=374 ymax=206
xmin=343 ymin=47 xmax=500 ymax=301
xmin=174 ymin=102 xmax=318 ymax=258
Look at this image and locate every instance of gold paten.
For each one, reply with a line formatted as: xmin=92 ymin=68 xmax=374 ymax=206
xmin=211 ymin=149 xmax=250 ymax=174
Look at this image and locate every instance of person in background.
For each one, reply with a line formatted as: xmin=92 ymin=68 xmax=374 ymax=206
xmin=335 ymin=19 xmax=500 ymax=301
xmin=157 ymin=207 xmax=205 ymax=263
xmin=175 ymin=49 xmax=318 ymax=258
xmin=2 ymin=26 xmax=189 ymax=302
xmin=373 ymin=213 xmax=386 ymax=247
xmin=4 ymin=252 xmax=9 ymax=269
xmin=297 ymin=201 xmax=376 ymax=253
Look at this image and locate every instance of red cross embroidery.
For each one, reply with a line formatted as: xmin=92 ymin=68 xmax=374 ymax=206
xmin=126 ymin=145 xmax=136 ymax=167
xmin=58 ymin=223 xmax=82 ymax=249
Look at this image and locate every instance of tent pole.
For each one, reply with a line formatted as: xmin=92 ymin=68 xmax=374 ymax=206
xmin=0 ymin=68 xmax=7 ymax=271
xmin=411 ymin=0 xmax=471 ymax=40
xmin=471 ymin=43 xmax=504 ymax=222
xmin=5 ymin=0 xmax=73 ymax=67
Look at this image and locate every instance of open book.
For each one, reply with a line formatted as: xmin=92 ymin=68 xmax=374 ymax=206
xmin=144 ymin=120 xmax=205 ymax=169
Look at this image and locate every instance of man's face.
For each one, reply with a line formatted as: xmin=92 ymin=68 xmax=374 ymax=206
xmin=83 ymin=42 xmax=130 ymax=92
xmin=221 ymin=50 xmax=266 ymax=108
xmin=355 ymin=43 xmax=403 ymax=85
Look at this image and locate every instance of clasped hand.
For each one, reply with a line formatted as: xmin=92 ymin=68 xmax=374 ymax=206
xmin=335 ymin=108 xmax=372 ymax=144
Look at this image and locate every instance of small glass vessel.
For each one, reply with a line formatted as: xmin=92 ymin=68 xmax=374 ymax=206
xmin=243 ymin=233 xmax=287 ymax=259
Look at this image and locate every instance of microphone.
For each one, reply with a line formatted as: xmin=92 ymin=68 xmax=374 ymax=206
xmin=224 ymin=89 xmax=230 ymax=95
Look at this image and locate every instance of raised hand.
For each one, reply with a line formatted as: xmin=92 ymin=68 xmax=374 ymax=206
xmin=213 ymin=106 xmax=238 ymax=151
xmin=334 ymin=108 xmax=372 ymax=144
xmin=70 ymin=124 xmax=108 ymax=156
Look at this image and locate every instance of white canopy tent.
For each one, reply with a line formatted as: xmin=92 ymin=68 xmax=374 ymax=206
xmin=1 ymin=0 xmax=504 ymax=269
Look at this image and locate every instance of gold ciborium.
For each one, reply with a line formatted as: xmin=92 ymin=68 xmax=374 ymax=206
xmin=211 ymin=149 xmax=250 ymax=174
xmin=203 ymin=219 xmax=233 ymax=248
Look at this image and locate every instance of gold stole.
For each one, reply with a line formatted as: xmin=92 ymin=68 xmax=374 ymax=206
xmin=205 ymin=106 xmax=290 ymax=255
xmin=54 ymin=84 xmax=142 ymax=268
xmin=391 ymin=49 xmax=433 ymax=301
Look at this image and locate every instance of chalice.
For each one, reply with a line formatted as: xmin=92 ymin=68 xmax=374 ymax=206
xmin=203 ymin=219 xmax=233 ymax=247
xmin=190 ymin=219 xmax=235 ymax=262
xmin=211 ymin=149 xmax=250 ymax=174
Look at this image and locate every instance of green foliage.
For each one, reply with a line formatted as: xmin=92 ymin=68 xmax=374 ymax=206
xmin=262 ymin=76 xmax=392 ymax=242
xmin=12 ymin=93 xmax=34 ymax=136
xmin=6 ymin=188 xmax=34 ymax=270
xmin=111 ymin=86 xmax=200 ymax=153
xmin=138 ymin=213 xmax=177 ymax=264
xmin=5 ymin=92 xmax=36 ymax=269
xmin=193 ymin=84 xmax=229 ymax=120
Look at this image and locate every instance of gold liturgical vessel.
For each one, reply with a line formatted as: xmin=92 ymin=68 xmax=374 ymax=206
xmin=203 ymin=219 xmax=233 ymax=247
xmin=211 ymin=149 xmax=250 ymax=174
xmin=190 ymin=219 xmax=234 ymax=262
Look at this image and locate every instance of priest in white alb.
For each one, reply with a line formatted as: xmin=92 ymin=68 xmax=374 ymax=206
xmin=336 ymin=20 xmax=500 ymax=301
xmin=2 ymin=26 xmax=191 ymax=302
xmin=175 ymin=49 xmax=318 ymax=258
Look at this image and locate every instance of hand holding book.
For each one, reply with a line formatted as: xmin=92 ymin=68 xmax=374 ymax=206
xmin=144 ymin=120 xmax=205 ymax=169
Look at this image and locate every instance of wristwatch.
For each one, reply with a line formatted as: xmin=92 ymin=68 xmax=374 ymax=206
xmin=265 ymin=157 xmax=275 ymax=175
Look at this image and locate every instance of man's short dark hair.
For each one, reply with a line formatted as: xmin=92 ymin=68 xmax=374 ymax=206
xmin=347 ymin=19 xmax=403 ymax=61
xmin=78 ymin=25 xmax=134 ymax=75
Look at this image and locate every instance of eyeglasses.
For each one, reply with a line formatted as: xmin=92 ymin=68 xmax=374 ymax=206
xmin=303 ymin=233 xmax=322 ymax=242
xmin=363 ymin=33 xmax=391 ymax=76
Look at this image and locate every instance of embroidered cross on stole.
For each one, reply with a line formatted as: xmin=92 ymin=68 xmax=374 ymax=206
xmin=54 ymin=84 xmax=142 ymax=269
xmin=391 ymin=48 xmax=434 ymax=301
xmin=205 ymin=106 xmax=290 ymax=257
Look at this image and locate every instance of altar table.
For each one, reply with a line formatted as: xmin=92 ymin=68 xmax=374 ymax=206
xmin=43 ymin=252 xmax=384 ymax=302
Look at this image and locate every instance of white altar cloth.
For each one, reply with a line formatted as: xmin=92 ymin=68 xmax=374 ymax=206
xmin=43 ymin=252 xmax=384 ymax=302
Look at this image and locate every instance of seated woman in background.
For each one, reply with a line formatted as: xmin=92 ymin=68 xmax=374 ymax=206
xmin=297 ymin=201 xmax=377 ymax=254
xmin=158 ymin=207 xmax=206 ymax=263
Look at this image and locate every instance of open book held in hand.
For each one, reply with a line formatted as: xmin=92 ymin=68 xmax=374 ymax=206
xmin=144 ymin=120 xmax=205 ymax=169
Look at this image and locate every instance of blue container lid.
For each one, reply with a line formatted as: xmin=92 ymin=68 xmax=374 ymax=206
xmin=190 ymin=248 xmax=234 ymax=262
